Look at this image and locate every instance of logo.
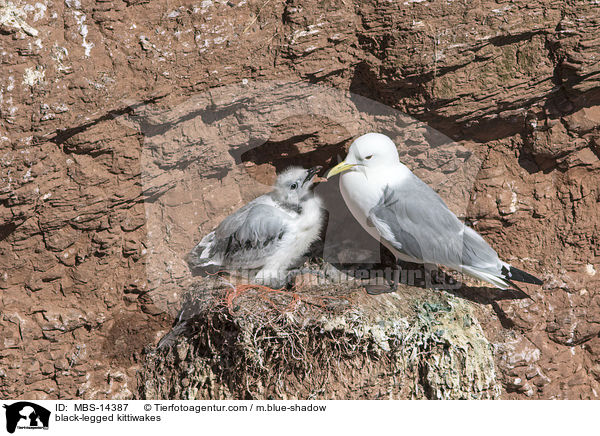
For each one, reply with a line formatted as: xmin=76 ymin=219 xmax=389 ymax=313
xmin=3 ymin=402 xmax=50 ymax=434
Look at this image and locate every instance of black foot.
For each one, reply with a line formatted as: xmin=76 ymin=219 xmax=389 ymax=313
xmin=365 ymin=284 xmax=396 ymax=295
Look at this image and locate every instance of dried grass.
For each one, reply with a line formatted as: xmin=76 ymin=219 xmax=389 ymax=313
xmin=138 ymin=277 xmax=501 ymax=400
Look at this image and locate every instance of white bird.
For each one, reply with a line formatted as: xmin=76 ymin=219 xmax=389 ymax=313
xmin=326 ymin=133 xmax=542 ymax=294
xmin=187 ymin=166 xmax=323 ymax=288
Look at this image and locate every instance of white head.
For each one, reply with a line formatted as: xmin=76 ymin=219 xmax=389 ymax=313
xmin=272 ymin=166 xmax=322 ymax=209
xmin=326 ymin=133 xmax=400 ymax=178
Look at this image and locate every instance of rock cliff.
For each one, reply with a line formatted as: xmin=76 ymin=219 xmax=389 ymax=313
xmin=1 ymin=0 xmax=599 ymax=399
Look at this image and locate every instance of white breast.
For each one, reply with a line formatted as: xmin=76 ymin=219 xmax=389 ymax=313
xmin=340 ymin=171 xmax=381 ymax=242
xmin=339 ymin=164 xmax=413 ymax=256
xmin=260 ymin=196 xmax=323 ymax=274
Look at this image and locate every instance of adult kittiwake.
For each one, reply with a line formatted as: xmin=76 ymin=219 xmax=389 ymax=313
xmin=187 ymin=166 xmax=323 ymax=288
xmin=326 ymin=133 xmax=542 ymax=294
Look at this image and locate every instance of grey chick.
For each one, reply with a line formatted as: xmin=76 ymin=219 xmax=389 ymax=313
xmin=187 ymin=166 xmax=323 ymax=288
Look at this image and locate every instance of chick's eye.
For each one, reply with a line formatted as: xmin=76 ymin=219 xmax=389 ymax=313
xmin=365 ymin=155 xmax=373 ymax=160
xmin=290 ymin=183 xmax=298 ymax=190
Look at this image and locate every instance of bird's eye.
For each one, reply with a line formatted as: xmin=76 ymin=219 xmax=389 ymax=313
xmin=365 ymin=155 xmax=373 ymax=160
xmin=290 ymin=183 xmax=298 ymax=190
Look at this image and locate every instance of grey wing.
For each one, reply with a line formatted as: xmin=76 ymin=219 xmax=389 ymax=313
xmin=368 ymin=175 xmax=501 ymax=272
xmin=207 ymin=202 xmax=290 ymax=269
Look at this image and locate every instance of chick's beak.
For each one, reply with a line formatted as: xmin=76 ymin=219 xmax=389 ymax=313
xmin=326 ymin=161 xmax=356 ymax=179
xmin=303 ymin=166 xmax=323 ymax=185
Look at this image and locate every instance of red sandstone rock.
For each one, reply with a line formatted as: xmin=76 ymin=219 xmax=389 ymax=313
xmin=0 ymin=0 xmax=599 ymax=399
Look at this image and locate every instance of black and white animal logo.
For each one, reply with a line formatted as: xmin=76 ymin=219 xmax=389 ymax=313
xmin=3 ymin=402 xmax=50 ymax=433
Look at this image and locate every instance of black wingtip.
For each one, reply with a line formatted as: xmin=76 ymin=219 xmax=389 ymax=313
xmin=502 ymin=265 xmax=543 ymax=285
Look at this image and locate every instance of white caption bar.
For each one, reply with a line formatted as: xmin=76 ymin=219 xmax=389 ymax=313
xmin=0 ymin=400 xmax=595 ymax=436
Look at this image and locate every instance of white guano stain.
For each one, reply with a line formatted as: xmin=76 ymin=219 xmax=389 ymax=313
xmin=65 ymin=0 xmax=93 ymax=57
xmin=6 ymin=75 xmax=14 ymax=91
xmin=492 ymin=4 xmax=512 ymax=14
xmin=0 ymin=1 xmax=39 ymax=36
xmin=585 ymin=264 xmax=596 ymax=276
xmin=22 ymin=66 xmax=45 ymax=86
xmin=291 ymin=23 xmax=323 ymax=44
xmin=22 ymin=2 xmax=46 ymax=21
xmin=507 ymin=181 xmax=518 ymax=213
xmin=74 ymin=11 xmax=93 ymax=56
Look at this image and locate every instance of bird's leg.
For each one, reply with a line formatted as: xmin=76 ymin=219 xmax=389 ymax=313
xmin=285 ymin=267 xmax=327 ymax=289
xmin=365 ymin=264 xmax=399 ymax=295
xmin=392 ymin=265 xmax=400 ymax=291
xmin=424 ymin=263 xmax=444 ymax=289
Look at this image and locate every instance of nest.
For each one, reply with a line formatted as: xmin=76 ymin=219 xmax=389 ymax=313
xmin=137 ymin=275 xmax=501 ymax=399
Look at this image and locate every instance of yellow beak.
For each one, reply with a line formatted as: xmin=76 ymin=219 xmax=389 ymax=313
xmin=326 ymin=161 xmax=356 ymax=179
